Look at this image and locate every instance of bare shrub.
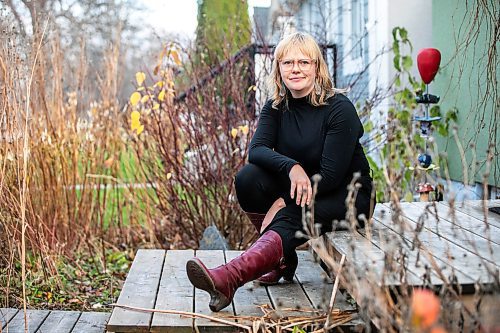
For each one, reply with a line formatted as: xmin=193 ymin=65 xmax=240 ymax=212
xmin=128 ymin=43 xmax=258 ymax=249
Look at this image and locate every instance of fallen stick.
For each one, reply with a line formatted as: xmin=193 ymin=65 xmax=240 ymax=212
xmin=324 ymin=254 xmax=346 ymax=330
xmin=110 ymin=303 xmax=252 ymax=332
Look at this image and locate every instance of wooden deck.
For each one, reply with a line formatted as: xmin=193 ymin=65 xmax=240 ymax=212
xmin=107 ymin=250 xmax=363 ymax=332
xmin=314 ymin=199 xmax=500 ymax=328
xmin=0 ymin=308 xmax=110 ymax=333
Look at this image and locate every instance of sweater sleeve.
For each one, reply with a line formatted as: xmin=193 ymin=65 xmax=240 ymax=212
xmin=248 ymin=101 xmax=299 ymax=176
xmin=314 ymin=98 xmax=362 ymax=195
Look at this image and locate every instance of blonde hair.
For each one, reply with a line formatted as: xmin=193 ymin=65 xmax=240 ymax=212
xmin=268 ymin=32 xmax=340 ymax=109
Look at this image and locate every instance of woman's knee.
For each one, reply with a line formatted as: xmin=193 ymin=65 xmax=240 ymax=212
xmin=235 ymin=164 xmax=279 ymax=212
xmin=235 ymin=164 xmax=260 ymax=194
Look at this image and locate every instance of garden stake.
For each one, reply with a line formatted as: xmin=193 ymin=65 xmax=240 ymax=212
xmin=414 ymin=48 xmax=442 ymax=201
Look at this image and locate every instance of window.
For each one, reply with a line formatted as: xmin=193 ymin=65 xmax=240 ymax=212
xmin=342 ymin=0 xmax=365 ymax=75
xmin=351 ymin=0 xmax=363 ymax=59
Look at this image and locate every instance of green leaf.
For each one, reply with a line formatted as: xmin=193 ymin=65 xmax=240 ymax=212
xmin=366 ymin=155 xmax=380 ymax=172
xmin=392 ymin=27 xmax=399 ymax=41
xmin=392 ymin=40 xmax=400 ymax=56
xmin=437 ymin=124 xmax=448 ymax=137
xmin=292 ymin=326 xmax=306 ymax=333
xmin=399 ymin=28 xmax=408 ymax=41
xmin=363 ymin=120 xmax=374 ymax=133
xmin=402 ymin=56 xmax=413 ymax=71
xmin=445 ymin=108 xmax=458 ymax=122
xmin=393 ymin=56 xmax=401 ymax=72
xmin=395 ymin=76 xmax=401 ymax=87
xmin=430 ymin=105 xmax=441 ymax=117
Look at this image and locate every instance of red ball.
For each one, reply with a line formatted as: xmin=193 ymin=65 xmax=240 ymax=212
xmin=417 ymin=48 xmax=441 ymax=84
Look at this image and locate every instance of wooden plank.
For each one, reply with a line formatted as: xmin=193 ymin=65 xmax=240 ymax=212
xmin=462 ymin=199 xmax=500 ymax=208
xmin=379 ymin=204 xmax=498 ymax=285
xmin=294 ymin=251 xmax=352 ymax=311
xmin=446 ymin=201 xmax=500 ymax=229
xmin=71 ymin=312 xmax=110 ymax=333
xmin=294 ymin=251 xmax=365 ymax=331
xmin=265 ymin=251 xmax=328 ymax=317
xmin=36 ymin=310 xmax=80 ymax=333
xmin=388 ymin=202 xmax=499 ymax=265
xmin=324 ymin=230 xmax=424 ymax=286
xmin=107 ymin=249 xmax=165 ymax=332
xmin=5 ymin=309 xmax=50 ymax=333
xmin=266 ymin=274 xmax=317 ymax=316
xmin=193 ymin=250 xmax=237 ymax=333
xmin=1 ymin=308 xmax=19 ymax=329
xmin=151 ymin=250 xmax=195 ymax=333
xmin=358 ymin=226 xmax=446 ymax=286
xmin=362 ymin=211 xmax=473 ymax=287
xmin=410 ymin=202 xmax=500 ymax=245
xmin=226 ymin=250 xmax=272 ymax=321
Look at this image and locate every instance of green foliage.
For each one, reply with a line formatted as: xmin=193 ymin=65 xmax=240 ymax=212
xmin=430 ymin=106 xmax=459 ymax=137
xmin=367 ymin=27 xmax=458 ymax=202
xmin=1 ymin=250 xmax=132 ymax=310
xmin=196 ymin=0 xmax=251 ymax=65
xmin=292 ymin=326 xmax=307 ymax=333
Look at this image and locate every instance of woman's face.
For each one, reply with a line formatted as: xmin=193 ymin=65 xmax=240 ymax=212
xmin=279 ymin=48 xmax=316 ymax=98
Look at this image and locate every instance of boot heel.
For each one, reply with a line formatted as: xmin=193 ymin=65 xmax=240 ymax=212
xmin=186 ymin=258 xmax=231 ymax=312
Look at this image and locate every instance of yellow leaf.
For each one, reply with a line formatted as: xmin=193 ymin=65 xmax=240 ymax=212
xmin=247 ymin=85 xmax=256 ymax=92
xmin=136 ymin=125 xmax=144 ymax=135
xmin=239 ymin=125 xmax=249 ymax=135
xmin=153 ymin=103 xmax=160 ymax=110
xmin=135 ymin=72 xmax=146 ymax=86
xmin=137 ymin=86 xmax=145 ymax=91
xmin=141 ymin=95 xmax=150 ymax=103
xmin=131 ymin=111 xmax=141 ymax=131
xmin=131 ymin=110 xmax=140 ymax=121
xmin=166 ymin=172 xmax=172 ymax=180
xmin=154 ymin=81 xmax=164 ymax=88
xmin=170 ymin=49 xmax=182 ymax=66
xmin=130 ymin=92 xmax=141 ymax=106
xmin=131 ymin=120 xmax=140 ymax=130
xmin=231 ymin=128 xmax=238 ymax=139
xmin=158 ymin=90 xmax=165 ymax=101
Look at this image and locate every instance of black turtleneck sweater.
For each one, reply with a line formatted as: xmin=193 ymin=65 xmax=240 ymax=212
xmin=248 ymin=93 xmax=371 ymax=197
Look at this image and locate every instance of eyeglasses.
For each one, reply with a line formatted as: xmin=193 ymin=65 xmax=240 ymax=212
xmin=279 ymin=59 xmax=315 ymax=71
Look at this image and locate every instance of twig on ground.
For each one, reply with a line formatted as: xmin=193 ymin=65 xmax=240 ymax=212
xmin=324 ymin=254 xmax=346 ymax=330
xmin=110 ymin=303 xmax=252 ymax=332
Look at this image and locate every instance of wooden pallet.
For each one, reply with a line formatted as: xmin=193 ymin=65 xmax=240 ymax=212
xmin=107 ymin=250 xmax=363 ymax=332
xmin=0 ymin=308 xmax=109 ymax=333
xmin=314 ymin=200 xmax=500 ymax=329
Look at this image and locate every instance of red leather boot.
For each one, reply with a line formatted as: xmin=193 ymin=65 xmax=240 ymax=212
xmin=186 ymin=230 xmax=283 ymax=312
xmin=245 ymin=211 xmax=298 ymax=285
xmin=256 ymin=250 xmax=298 ymax=286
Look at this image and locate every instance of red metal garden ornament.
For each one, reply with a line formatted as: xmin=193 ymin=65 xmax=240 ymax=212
xmin=417 ymin=48 xmax=441 ymax=84
xmin=414 ymin=48 xmax=442 ymax=202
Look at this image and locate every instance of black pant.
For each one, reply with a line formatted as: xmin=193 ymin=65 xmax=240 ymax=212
xmin=235 ymin=163 xmax=374 ymax=257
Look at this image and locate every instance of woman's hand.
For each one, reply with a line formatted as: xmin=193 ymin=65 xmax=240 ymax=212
xmin=289 ymin=164 xmax=312 ymax=207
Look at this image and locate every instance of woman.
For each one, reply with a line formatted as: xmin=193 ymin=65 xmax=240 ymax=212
xmin=186 ymin=32 xmax=374 ymax=312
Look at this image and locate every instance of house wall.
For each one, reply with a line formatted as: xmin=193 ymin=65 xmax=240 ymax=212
xmin=432 ymin=0 xmax=498 ymax=189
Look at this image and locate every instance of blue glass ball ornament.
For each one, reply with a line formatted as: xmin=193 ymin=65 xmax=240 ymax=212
xmin=418 ymin=153 xmax=432 ymax=168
